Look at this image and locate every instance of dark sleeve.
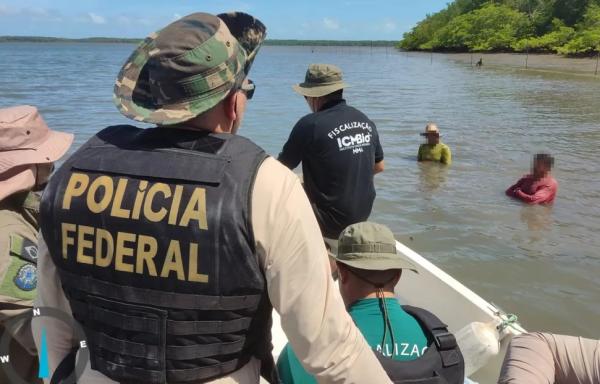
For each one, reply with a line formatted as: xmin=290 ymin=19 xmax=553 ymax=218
xmin=505 ymin=177 xmax=525 ymax=197
xmin=373 ymin=124 xmax=384 ymax=162
xmin=278 ymin=118 xmax=310 ymax=170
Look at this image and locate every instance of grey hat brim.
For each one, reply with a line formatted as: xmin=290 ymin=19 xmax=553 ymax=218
xmin=292 ymin=81 xmax=348 ymax=98
xmin=335 ymin=252 xmax=418 ymax=273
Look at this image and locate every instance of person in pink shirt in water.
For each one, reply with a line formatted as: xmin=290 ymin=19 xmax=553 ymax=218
xmin=506 ymin=153 xmax=558 ymax=204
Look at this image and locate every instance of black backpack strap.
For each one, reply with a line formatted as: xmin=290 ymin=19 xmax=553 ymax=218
xmin=402 ymin=305 xmax=462 ymax=368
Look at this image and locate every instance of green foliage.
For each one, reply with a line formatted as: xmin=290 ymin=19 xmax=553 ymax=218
xmin=400 ymin=0 xmax=600 ymax=55
xmin=432 ymin=4 xmax=533 ymax=51
xmin=512 ymin=18 xmax=576 ymax=51
xmin=557 ymin=3 xmax=600 ymax=53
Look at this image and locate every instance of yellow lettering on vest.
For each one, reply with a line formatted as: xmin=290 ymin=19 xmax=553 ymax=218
xmin=76 ymin=225 xmax=94 ymax=265
xmin=144 ymin=183 xmax=171 ymax=222
xmin=110 ymin=178 xmax=131 ymax=219
xmin=179 ymin=187 xmax=208 ymax=230
xmin=95 ymin=228 xmax=114 ymax=268
xmin=62 ymin=173 xmax=90 ymax=210
xmin=115 ymin=232 xmax=135 ymax=273
xmin=188 ymin=242 xmax=208 ymax=283
xmin=168 ymin=185 xmax=184 ymax=225
xmin=160 ymin=240 xmax=185 ymax=280
xmin=136 ymin=235 xmax=158 ymax=276
xmin=87 ymin=176 xmax=114 ymax=214
xmin=61 ymin=223 xmax=76 ymax=259
xmin=131 ymin=180 xmax=148 ymax=220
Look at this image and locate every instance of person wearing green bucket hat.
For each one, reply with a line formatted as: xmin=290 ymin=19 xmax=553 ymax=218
xmin=33 ymin=12 xmax=392 ymax=384
xmin=279 ymin=64 xmax=386 ymax=266
xmin=278 ymin=222 xmax=465 ymax=384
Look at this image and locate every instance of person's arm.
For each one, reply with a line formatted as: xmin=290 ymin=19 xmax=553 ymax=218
xmin=278 ymin=119 xmax=309 ymax=170
xmin=441 ymin=145 xmax=452 ymax=166
xmin=373 ymin=160 xmax=385 ymax=174
xmin=373 ymin=128 xmax=384 ymax=174
xmin=505 ymin=177 xmax=525 ymax=197
xmin=31 ymin=235 xmax=75 ymax=384
xmin=498 ymin=332 xmax=599 ymax=384
xmin=514 ymin=185 xmax=553 ymax=204
xmin=417 ymin=145 xmax=424 ymax=162
xmin=252 ymin=158 xmax=391 ymax=384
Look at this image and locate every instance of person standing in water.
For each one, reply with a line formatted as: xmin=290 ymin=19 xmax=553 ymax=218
xmin=506 ymin=153 xmax=557 ymax=204
xmin=417 ymin=123 xmax=452 ymax=165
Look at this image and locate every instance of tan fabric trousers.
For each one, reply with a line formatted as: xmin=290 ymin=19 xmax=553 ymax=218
xmin=498 ymin=332 xmax=600 ymax=384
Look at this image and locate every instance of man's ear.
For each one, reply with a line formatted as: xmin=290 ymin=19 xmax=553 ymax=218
xmin=337 ymin=264 xmax=349 ymax=284
xmin=223 ymin=91 xmax=238 ymax=124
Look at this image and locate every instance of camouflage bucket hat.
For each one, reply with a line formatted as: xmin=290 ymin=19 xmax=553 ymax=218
xmin=335 ymin=222 xmax=418 ymax=273
xmin=114 ymin=12 xmax=266 ymax=125
xmin=293 ymin=63 xmax=349 ymax=98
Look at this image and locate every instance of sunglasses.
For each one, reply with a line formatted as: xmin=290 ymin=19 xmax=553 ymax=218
xmin=240 ymin=79 xmax=255 ymax=100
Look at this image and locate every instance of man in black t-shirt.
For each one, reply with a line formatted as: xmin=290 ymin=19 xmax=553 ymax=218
xmin=279 ymin=64 xmax=385 ymax=248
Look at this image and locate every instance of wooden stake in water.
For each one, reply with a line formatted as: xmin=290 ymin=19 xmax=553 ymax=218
xmin=430 ymin=50 xmax=433 ymax=65
xmin=525 ymin=45 xmax=529 ymax=69
xmin=595 ymin=50 xmax=599 ymax=76
xmin=470 ymin=53 xmax=473 ymax=69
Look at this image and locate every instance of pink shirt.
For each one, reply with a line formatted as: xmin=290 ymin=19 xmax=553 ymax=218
xmin=506 ymin=174 xmax=558 ymax=204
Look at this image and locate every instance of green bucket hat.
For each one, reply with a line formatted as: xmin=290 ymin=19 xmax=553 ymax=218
xmin=113 ymin=12 xmax=266 ymax=125
xmin=336 ymin=222 xmax=418 ymax=273
xmin=293 ymin=63 xmax=349 ymax=98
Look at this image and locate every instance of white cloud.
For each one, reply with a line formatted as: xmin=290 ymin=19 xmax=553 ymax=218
xmin=383 ymin=20 xmax=397 ymax=32
xmin=88 ymin=12 xmax=106 ymax=25
xmin=173 ymin=13 xmax=182 ymax=20
xmin=323 ymin=17 xmax=340 ymax=30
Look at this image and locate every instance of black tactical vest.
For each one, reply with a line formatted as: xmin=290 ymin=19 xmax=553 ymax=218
xmin=40 ymin=125 xmax=275 ymax=383
xmin=375 ymin=306 xmax=465 ymax=384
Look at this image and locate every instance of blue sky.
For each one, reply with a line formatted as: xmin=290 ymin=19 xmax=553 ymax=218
xmin=0 ymin=0 xmax=448 ymax=40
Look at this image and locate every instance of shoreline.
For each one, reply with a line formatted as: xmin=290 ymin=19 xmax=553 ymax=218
xmin=425 ymin=52 xmax=600 ymax=78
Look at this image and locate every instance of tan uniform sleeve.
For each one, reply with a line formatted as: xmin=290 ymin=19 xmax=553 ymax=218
xmin=252 ymin=157 xmax=391 ymax=384
xmin=31 ymin=234 xmax=75 ymax=384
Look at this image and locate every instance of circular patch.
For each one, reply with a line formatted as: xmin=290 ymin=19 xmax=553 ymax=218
xmin=13 ymin=264 xmax=37 ymax=291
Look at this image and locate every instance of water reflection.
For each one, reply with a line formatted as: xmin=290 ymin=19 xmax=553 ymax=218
xmin=418 ymin=162 xmax=448 ymax=193
xmin=520 ymin=204 xmax=554 ymax=242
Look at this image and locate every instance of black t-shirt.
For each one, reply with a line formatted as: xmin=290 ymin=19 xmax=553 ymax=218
xmin=278 ymin=99 xmax=384 ymax=238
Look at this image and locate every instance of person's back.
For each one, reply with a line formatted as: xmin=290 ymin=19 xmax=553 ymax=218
xmin=277 ymin=222 xmax=464 ymax=384
xmin=279 ymin=64 xmax=384 ymax=238
xmin=33 ymin=13 xmax=393 ymax=384
xmin=294 ymin=100 xmax=381 ymax=237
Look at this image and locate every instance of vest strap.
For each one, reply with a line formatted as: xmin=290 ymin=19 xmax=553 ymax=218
xmin=71 ymin=299 xmax=252 ymax=335
xmin=88 ymin=328 xmax=247 ymax=360
xmin=60 ymin=270 xmax=261 ymax=310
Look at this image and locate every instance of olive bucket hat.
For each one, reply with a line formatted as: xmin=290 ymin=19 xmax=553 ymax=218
xmin=336 ymin=222 xmax=418 ymax=272
xmin=293 ymin=63 xmax=349 ymax=98
xmin=113 ymin=12 xmax=266 ymax=125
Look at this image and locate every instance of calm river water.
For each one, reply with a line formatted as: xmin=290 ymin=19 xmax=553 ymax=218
xmin=1 ymin=43 xmax=598 ymax=339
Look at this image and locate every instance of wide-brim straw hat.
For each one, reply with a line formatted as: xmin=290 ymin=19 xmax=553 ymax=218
xmin=0 ymin=105 xmax=73 ymax=175
xmin=335 ymin=222 xmax=418 ymax=272
xmin=113 ymin=12 xmax=266 ymax=126
xmin=293 ymin=63 xmax=349 ymax=98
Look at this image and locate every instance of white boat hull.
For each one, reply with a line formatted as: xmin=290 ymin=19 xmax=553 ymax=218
xmin=267 ymin=241 xmax=525 ymax=383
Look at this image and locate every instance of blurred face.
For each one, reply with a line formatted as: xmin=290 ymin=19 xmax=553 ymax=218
xmin=533 ymin=158 xmax=550 ymax=176
xmin=426 ymin=133 xmax=440 ymax=144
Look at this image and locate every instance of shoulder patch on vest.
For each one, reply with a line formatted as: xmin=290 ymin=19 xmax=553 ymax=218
xmin=9 ymin=234 xmax=38 ymax=264
xmin=13 ymin=263 xmax=37 ymax=291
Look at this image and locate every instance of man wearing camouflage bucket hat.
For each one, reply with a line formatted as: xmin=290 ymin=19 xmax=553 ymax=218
xmin=279 ymin=64 xmax=385 ymax=267
xmin=33 ymin=12 xmax=392 ymax=384
xmin=278 ymin=222 xmax=464 ymax=384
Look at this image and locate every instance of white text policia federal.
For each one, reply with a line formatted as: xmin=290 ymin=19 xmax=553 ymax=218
xmin=59 ymin=173 xmax=210 ymax=283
